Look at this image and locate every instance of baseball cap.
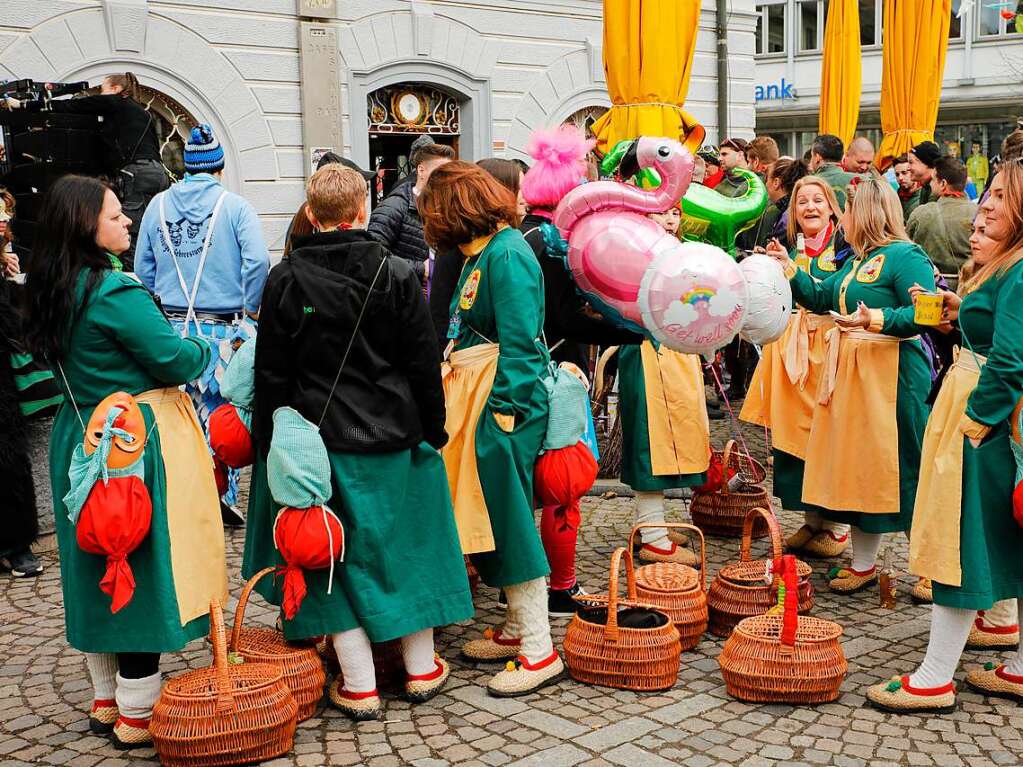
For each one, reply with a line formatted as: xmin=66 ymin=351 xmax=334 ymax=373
xmin=720 ymin=137 xmax=750 ymax=154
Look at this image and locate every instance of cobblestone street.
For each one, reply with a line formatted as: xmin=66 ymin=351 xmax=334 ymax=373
xmin=3 ymin=424 xmax=1023 ymax=767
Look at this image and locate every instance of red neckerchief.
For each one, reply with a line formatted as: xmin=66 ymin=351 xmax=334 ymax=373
xmin=803 ymin=221 xmax=834 ymax=258
xmin=334 ymin=223 xmax=353 ymax=230
xmin=941 ymin=190 xmax=967 ymax=199
xmin=897 ymin=185 xmax=918 ymax=201
xmin=704 ymin=167 xmax=725 ymax=188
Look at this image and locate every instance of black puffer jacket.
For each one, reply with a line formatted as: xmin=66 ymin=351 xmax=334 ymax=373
xmin=367 ymin=183 xmax=428 ymax=281
xmin=253 ymin=230 xmax=446 ymax=454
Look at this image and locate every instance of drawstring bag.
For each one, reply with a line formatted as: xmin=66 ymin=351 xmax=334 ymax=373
xmin=273 ymin=505 xmax=345 ymax=620
xmin=209 ymin=339 xmax=256 ymax=470
xmin=63 ymin=393 xmax=153 ymax=613
xmin=534 ymin=440 xmax=598 ymax=531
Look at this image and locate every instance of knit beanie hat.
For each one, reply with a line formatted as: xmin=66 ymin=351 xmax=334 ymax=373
xmin=910 ymin=141 xmax=941 ymax=168
xmin=184 ymin=124 xmax=225 ymax=174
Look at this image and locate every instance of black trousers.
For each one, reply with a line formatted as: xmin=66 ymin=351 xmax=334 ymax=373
xmin=117 ymin=652 xmax=160 ymax=679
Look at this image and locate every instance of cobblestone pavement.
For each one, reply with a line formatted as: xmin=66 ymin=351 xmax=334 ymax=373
xmin=3 ymin=421 xmax=1023 ymax=767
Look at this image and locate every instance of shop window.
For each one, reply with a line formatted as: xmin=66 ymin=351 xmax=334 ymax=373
xmin=755 ymin=1 xmax=787 ymax=56
xmin=978 ymin=0 xmax=1023 ymax=37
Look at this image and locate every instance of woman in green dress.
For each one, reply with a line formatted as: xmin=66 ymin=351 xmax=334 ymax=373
xmin=768 ymin=174 xmax=935 ymax=595
xmin=244 ymin=163 xmax=474 ymax=721
xmin=23 ymin=176 xmax=226 ymax=748
xmin=419 ymin=161 xmax=562 ymax=697
xmin=867 ymin=164 xmax=1023 ymax=713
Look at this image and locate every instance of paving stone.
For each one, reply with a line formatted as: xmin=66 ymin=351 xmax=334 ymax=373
xmin=573 ymin=717 xmax=659 ymax=750
xmin=602 ymin=743 xmax=677 ymax=767
xmin=508 ymin=744 xmax=590 ymax=767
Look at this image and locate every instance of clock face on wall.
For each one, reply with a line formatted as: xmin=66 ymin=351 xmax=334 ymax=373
xmin=396 ymin=91 xmax=426 ymax=125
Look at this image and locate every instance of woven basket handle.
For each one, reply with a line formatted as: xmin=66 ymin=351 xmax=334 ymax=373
xmin=740 ymin=507 xmax=781 ymax=563
xmin=604 ymin=547 xmax=637 ymax=642
xmin=719 ymin=440 xmax=737 ymax=496
xmin=230 ymin=566 xmax=276 ymax=653
xmin=208 ymin=598 xmax=236 ymax=714
xmin=628 ymin=522 xmax=707 ymax=592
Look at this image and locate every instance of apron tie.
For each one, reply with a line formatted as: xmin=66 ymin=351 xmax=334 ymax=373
xmin=782 ymin=310 xmax=811 ymax=389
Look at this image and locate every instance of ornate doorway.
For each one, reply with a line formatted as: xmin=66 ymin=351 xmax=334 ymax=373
xmin=135 ymin=84 xmax=199 ymax=181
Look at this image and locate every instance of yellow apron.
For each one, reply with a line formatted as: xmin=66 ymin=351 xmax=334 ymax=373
xmin=135 ymin=387 xmax=227 ymax=626
xmin=909 ymin=349 xmax=985 ymax=586
xmin=641 ymin=344 xmax=710 ymax=476
xmin=740 ymin=310 xmax=834 ymax=459
xmin=440 ymin=344 xmax=499 ymax=554
xmin=801 ymin=328 xmax=904 ymax=514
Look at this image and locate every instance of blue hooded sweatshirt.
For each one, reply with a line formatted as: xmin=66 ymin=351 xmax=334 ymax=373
xmin=135 ymin=173 xmax=269 ymax=314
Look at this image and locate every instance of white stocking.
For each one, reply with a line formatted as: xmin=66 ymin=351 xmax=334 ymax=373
xmin=114 ymin=672 xmax=162 ymax=721
xmin=803 ymin=512 xmax=849 ymax=537
xmin=908 ymin=605 xmax=975 ymax=688
xmin=332 ymin=627 xmax=376 ymax=694
xmin=979 ymin=598 xmax=1019 ymax=629
xmin=634 ymin=491 xmax=669 ymax=548
xmin=401 ymin=628 xmax=436 ymax=676
xmin=504 ymin=577 xmax=554 ymax=663
xmin=849 ymin=527 xmax=883 ymax=572
xmin=84 ymin=653 xmax=117 ymax=701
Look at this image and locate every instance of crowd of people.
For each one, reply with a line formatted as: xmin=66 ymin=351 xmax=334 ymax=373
xmin=2 ymin=72 xmax=1023 ymax=746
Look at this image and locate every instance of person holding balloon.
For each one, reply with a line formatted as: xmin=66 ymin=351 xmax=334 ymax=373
xmin=767 ymin=174 xmax=935 ymax=595
xmin=741 ymin=175 xmax=853 ymax=561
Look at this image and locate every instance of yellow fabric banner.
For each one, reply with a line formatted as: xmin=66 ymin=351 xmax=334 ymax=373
xmin=819 ymin=0 xmax=861 ymax=147
xmin=876 ymin=0 xmax=952 ymax=169
xmin=592 ymin=0 xmax=706 ymax=154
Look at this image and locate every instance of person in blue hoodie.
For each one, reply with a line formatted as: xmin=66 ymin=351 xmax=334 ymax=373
xmin=134 ymin=124 xmax=270 ymax=526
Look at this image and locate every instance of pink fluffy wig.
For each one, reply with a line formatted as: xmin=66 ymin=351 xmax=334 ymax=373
xmin=521 ymin=124 xmax=595 ymax=209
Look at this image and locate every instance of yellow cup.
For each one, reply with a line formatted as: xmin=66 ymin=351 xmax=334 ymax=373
xmin=914 ymin=292 xmax=943 ymax=326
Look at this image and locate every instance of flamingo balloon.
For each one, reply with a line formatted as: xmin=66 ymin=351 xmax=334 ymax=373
xmin=553 ymin=136 xmax=754 ymax=356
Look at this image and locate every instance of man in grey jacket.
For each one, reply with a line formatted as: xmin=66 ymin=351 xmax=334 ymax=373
xmin=906 ymin=156 xmax=976 ymax=277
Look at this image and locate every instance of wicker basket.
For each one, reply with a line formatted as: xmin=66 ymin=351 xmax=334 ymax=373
xmin=228 ymin=567 xmax=326 ymax=722
xmin=564 ymin=547 xmax=681 ymax=691
xmin=690 ymin=440 xmax=771 ymax=538
xmin=708 ymin=508 xmax=814 ymax=637
xmin=632 ymin=523 xmax=708 ymax=652
xmin=151 ymin=599 xmax=298 ymax=767
xmin=719 ymin=613 xmax=847 ymax=704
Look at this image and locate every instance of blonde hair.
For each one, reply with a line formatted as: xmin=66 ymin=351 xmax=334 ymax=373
xmin=306 ymin=164 xmax=366 ymax=227
xmin=964 ymin=162 xmax=1023 ymax=291
xmin=786 ymin=176 xmax=842 ymax=245
xmin=843 ymin=173 xmax=909 ymax=257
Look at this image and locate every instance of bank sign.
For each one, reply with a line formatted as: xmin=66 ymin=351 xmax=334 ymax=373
xmin=755 ymin=78 xmax=797 ymax=102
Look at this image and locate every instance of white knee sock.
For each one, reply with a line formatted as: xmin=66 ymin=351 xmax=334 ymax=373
xmin=849 ymin=527 xmax=883 ymax=572
xmin=114 ymin=672 xmax=162 ymax=721
xmin=332 ymin=627 xmax=376 ymax=694
xmin=85 ymin=653 xmax=117 ymax=701
xmin=908 ymin=605 xmax=975 ymax=688
xmin=979 ymin=598 xmax=1019 ymax=629
xmin=504 ymin=577 xmax=554 ymax=663
xmin=635 ymin=491 xmax=670 ymax=548
xmin=401 ymin=628 xmax=436 ymax=676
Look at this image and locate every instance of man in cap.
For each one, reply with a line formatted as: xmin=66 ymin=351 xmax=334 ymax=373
xmin=907 ymin=140 xmax=942 ymax=207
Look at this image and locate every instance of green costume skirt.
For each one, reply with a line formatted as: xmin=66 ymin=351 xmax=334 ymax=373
xmin=618 ymin=345 xmax=707 ymax=493
xmin=243 ymin=443 xmax=475 ymax=642
xmin=933 ymin=423 xmax=1023 ymax=609
xmin=50 ymin=403 xmax=209 ymax=653
xmin=772 ymin=449 xmax=809 ymax=512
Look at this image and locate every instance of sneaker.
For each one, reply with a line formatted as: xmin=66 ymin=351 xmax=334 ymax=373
xmin=2 ymin=549 xmax=43 ymax=578
xmin=866 ymin=675 xmax=956 ymax=714
xmin=548 ymin=583 xmax=587 ymax=618
xmin=496 ymin=589 xmax=508 ymax=609
xmin=706 ymin=403 xmax=725 ymax=421
xmin=220 ymin=501 xmax=245 ymax=528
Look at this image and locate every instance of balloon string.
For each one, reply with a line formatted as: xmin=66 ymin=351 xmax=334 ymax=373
xmin=705 ymin=358 xmax=757 ymax=481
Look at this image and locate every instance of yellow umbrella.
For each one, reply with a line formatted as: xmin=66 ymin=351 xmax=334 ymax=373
xmin=876 ymin=0 xmax=952 ymax=169
xmin=819 ymin=0 xmax=861 ymax=147
xmin=591 ymin=0 xmax=706 ymax=155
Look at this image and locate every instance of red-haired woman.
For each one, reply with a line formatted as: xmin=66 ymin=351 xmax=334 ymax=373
xmin=420 ymin=161 xmax=563 ymax=697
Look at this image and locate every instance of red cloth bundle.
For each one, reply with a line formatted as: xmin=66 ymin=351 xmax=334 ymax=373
xmin=534 ymin=441 xmax=598 ymax=531
xmin=208 ymin=404 xmax=254 ymax=469
xmin=771 ymin=554 xmax=800 ymax=650
xmin=75 ymin=475 xmax=153 ymax=613
xmin=695 ymin=450 xmax=736 ymax=494
xmin=273 ymin=505 xmax=345 ymax=620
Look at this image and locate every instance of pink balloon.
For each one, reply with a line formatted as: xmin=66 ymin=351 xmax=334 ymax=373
xmin=638 ymin=241 xmax=749 ymax=356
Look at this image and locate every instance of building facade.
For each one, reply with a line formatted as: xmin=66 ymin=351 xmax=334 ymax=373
xmin=753 ymin=0 xmax=1023 ymax=160
xmin=1 ymin=0 xmax=756 ymax=256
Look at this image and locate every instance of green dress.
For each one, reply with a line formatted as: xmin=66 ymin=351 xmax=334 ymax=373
xmin=932 ymin=263 xmax=1023 ymax=609
xmin=772 ymin=232 xmax=846 ymax=512
xmin=618 ymin=345 xmax=707 ymax=492
xmin=51 ymin=268 xmax=212 ymax=653
xmin=789 ymin=240 xmax=934 ymax=533
xmin=450 ymin=227 xmax=551 ymax=587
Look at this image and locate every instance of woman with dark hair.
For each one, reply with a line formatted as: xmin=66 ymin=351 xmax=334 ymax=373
xmin=24 ymin=175 xmax=226 ymax=748
xmin=420 ymin=161 xmax=563 ymax=697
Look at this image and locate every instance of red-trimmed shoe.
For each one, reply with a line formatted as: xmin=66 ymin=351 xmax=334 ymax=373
xmin=461 ymin=628 xmax=522 ymax=662
xmin=866 ymin=675 xmax=956 ymax=714
xmin=487 ymin=650 xmax=565 ymax=698
xmin=802 ymin=529 xmax=850 ymax=559
xmin=965 ymin=663 xmax=1023 ymax=703
xmin=967 ymin=614 xmax=1020 ymax=650
xmin=828 ymin=566 xmax=878 ymax=594
xmin=638 ymin=541 xmax=698 ymax=567
xmin=89 ymin=698 xmax=118 ymax=735
xmin=404 ymin=657 xmax=450 ymax=703
xmin=111 ymin=715 xmax=153 ymax=749
xmin=328 ymin=679 xmax=381 ymax=721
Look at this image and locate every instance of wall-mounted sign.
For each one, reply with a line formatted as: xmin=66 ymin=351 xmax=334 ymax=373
xmin=755 ymin=78 xmax=796 ymax=103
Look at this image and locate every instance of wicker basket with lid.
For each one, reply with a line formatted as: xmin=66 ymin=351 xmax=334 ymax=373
xmin=632 ymin=523 xmax=707 ymax=651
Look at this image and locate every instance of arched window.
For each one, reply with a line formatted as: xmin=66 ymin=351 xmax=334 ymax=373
xmin=135 ymin=84 xmax=199 ymax=180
